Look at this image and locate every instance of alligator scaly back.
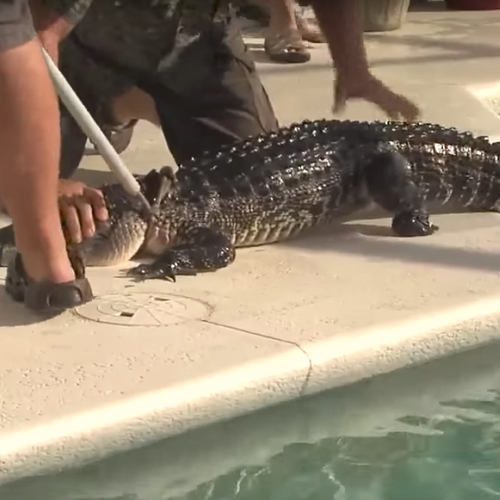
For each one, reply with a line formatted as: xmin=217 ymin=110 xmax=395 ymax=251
xmin=174 ymin=119 xmax=500 ymax=212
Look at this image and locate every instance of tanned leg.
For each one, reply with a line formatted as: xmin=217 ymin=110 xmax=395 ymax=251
xmin=0 ymin=36 xmax=75 ymax=284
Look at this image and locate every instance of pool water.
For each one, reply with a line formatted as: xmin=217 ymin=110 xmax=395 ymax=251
xmin=3 ymin=342 xmax=500 ymax=500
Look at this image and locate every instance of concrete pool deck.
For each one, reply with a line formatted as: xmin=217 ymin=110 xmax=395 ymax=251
xmin=3 ymin=3 xmax=500 ymax=483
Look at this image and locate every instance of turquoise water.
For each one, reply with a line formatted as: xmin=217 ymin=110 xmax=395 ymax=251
xmin=4 ymin=343 xmax=500 ymax=500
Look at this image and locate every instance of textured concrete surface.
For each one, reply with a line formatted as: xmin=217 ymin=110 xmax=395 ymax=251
xmin=3 ymin=3 xmax=500 ymax=483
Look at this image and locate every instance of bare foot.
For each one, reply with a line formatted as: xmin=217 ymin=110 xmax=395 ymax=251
xmin=295 ymin=6 xmax=325 ymax=44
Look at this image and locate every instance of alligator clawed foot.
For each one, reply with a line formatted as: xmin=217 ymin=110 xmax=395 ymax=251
xmin=126 ymin=263 xmax=177 ymax=282
xmin=392 ymin=213 xmax=439 ymax=237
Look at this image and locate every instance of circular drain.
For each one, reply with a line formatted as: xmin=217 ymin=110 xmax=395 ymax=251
xmin=74 ymin=292 xmax=212 ymax=326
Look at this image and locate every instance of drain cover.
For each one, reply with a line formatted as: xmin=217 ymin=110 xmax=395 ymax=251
xmin=75 ymin=292 xmax=211 ymax=326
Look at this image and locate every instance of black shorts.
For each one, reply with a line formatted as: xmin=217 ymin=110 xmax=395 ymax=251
xmin=0 ymin=0 xmax=35 ymax=51
xmin=57 ymin=10 xmax=279 ymax=177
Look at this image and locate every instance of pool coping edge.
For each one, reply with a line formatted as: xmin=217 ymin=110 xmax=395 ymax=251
xmin=2 ymin=294 xmax=500 ymax=484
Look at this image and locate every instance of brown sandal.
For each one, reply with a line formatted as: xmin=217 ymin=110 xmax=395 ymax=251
xmin=264 ymin=30 xmax=311 ymax=64
xmin=5 ymin=250 xmax=94 ymax=315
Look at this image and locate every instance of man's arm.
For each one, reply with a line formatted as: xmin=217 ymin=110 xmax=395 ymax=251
xmin=300 ymin=0 xmax=369 ymax=82
xmin=298 ymin=0 xmax=420 ymax=121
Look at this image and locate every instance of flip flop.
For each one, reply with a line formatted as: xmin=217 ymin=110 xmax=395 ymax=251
xmin=5 ymin=250 xmax=94 ymax=315
xmin=264 ymin=30 xmax=311 ymax=64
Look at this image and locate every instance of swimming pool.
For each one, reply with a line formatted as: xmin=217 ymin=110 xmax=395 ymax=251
xmin=3 ymin=342 xmax=500 ymax=500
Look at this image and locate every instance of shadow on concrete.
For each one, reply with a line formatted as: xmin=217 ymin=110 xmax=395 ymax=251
xmin=281 ymin=221 xmax=500 ymax=273
xmin=0 ymin=288 xmax=53 ymax=327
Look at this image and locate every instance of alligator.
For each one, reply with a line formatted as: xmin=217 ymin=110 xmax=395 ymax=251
xmin=2 ymin=118 xmax=500 ymax=281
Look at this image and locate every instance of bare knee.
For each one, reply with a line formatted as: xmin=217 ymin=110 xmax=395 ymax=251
xmin=110 ymin=86 xmax=160 ymax=126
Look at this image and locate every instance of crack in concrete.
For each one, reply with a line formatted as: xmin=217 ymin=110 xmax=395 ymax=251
xmin=200 ymin=318 xmax=314 ymax=396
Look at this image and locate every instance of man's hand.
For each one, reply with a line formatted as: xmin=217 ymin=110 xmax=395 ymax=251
xmin=308 ymin=1 xmax=421 ymax=123
xmin=58 ymin=179 xmax=108 ymax=244
xmin=333 ymin=71 xmax=421 ymax=122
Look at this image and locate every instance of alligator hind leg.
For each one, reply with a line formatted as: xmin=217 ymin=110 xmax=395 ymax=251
xmin=364 ymin=150 xmax=439 ymax=237
xmin=126 ymin=227 xmax=236 ymax=282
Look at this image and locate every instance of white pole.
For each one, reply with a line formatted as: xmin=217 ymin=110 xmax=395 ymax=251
xmin=41 ymin=48 xmax=152 ymax=213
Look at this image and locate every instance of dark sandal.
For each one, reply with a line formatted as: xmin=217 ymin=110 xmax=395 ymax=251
xmin=264 ymin=31 xmax=311 ymax=64
xmin=5 ymin=251 xmax=94 ymax=314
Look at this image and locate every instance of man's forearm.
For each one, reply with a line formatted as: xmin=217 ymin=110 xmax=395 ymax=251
xmin=307 ymin=0 xmax=370 ymax=79
xmin=299 ymin=0 xmax=420 ymax=120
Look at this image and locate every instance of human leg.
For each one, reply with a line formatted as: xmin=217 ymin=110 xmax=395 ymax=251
xmin=0 ymin=0 xmax=92 ymax=311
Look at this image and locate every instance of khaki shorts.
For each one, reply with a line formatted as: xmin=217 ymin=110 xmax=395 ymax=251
xmin=0 ymin=0 xmax=35 ymax=51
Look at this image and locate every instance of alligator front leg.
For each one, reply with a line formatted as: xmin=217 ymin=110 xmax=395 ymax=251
xmin=126 ymin=227 xmax=236 ymax=282
xmin=364 ymin=150 xmax=439 ymax=237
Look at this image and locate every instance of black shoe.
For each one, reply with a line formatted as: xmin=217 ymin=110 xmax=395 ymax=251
xmin=5 ymin=251 xmax=94 ymax=315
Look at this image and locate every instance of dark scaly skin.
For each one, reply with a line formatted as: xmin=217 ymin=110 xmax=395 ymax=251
xmin=3 ymin=119 xmax=500 ymax=281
